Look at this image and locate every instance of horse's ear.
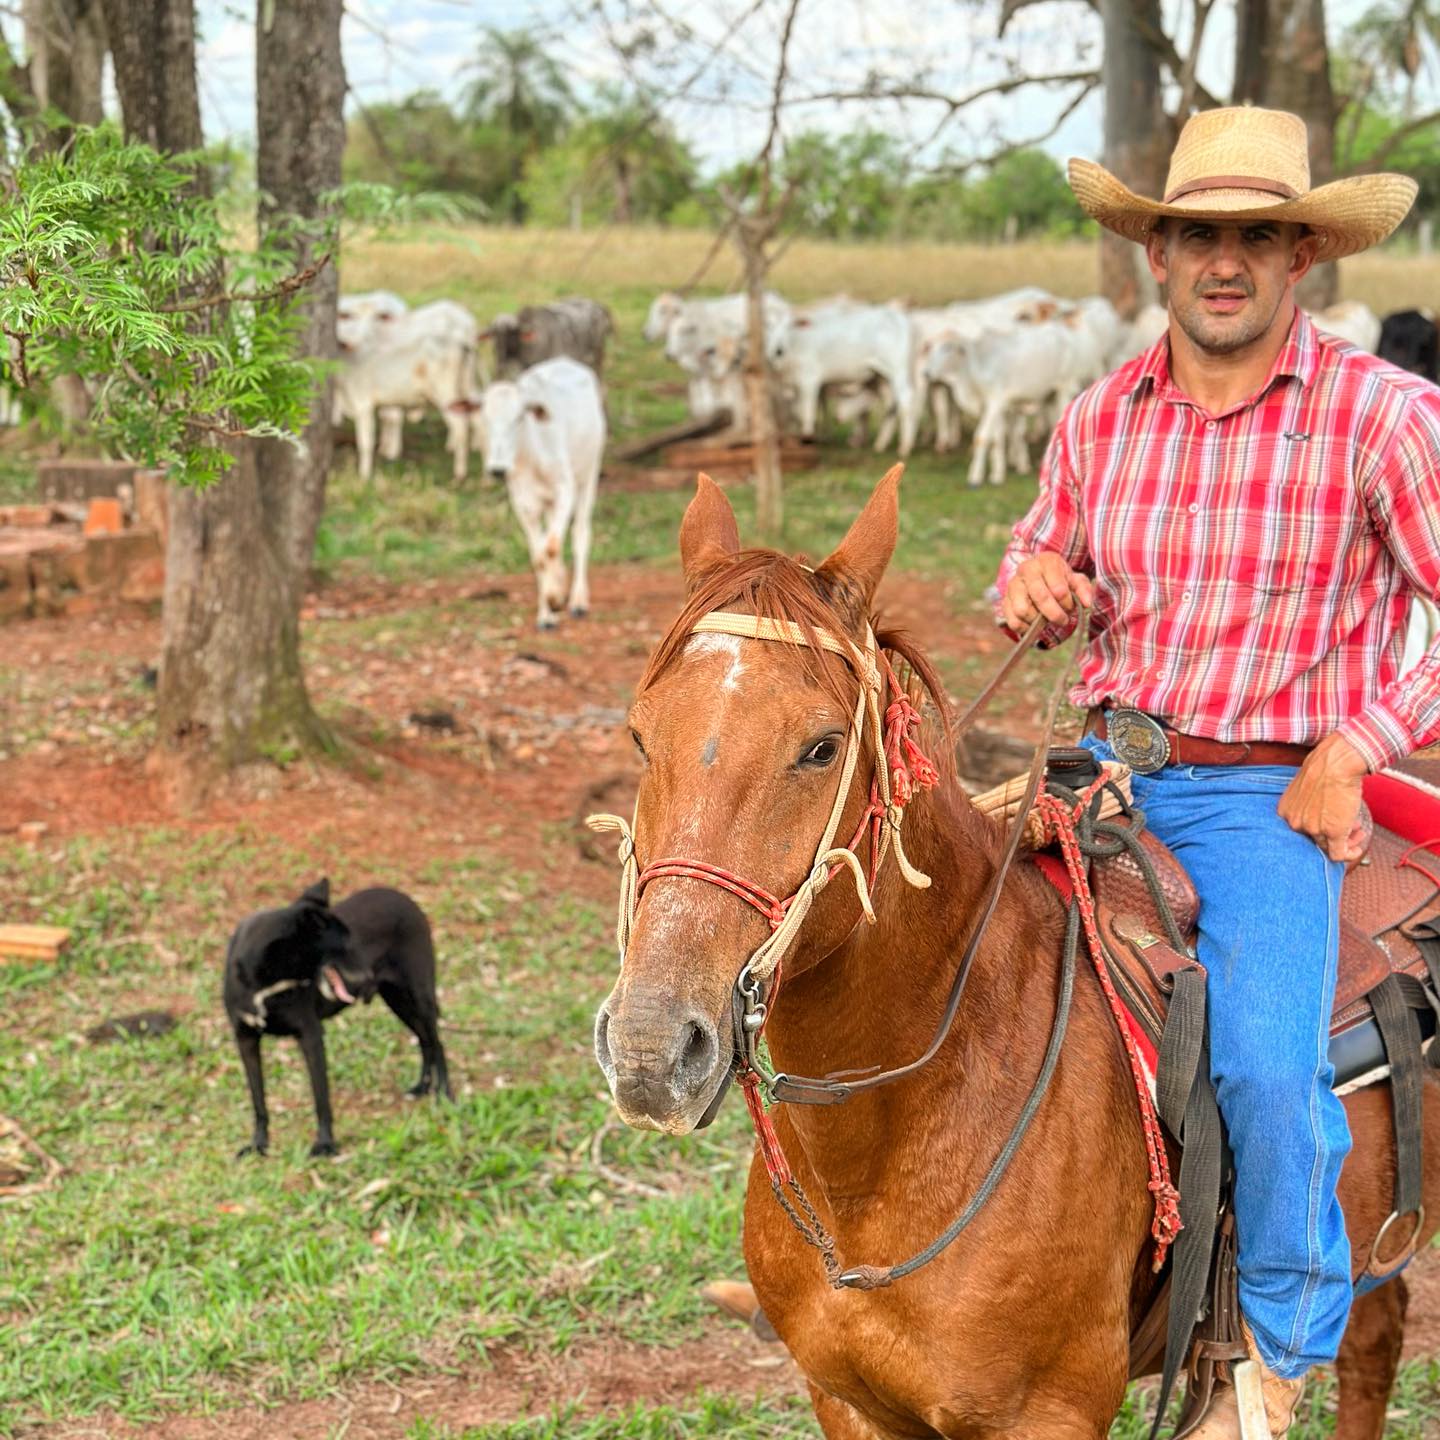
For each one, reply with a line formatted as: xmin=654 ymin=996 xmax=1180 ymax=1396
xmin=679 ymin=473 xmax=740 ymax=592
xmin=815 ymin=464 xmax=902 ymax=625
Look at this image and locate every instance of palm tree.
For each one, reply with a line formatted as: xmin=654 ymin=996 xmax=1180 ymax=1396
xmin=462 ymin=26 xmax=573 ymax=217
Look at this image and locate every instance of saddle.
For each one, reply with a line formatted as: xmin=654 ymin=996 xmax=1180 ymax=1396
xmin=1061 ymin=752 xmax=1440 ymax=1081
xmin=1029 ymin=750 xmax=1440 ymax=1440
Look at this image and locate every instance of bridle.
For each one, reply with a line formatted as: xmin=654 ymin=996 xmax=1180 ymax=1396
xmin=590 ymin=605 xmax=1076 ymax=1288
xmin=588 ymin=609 xmax=939 ymax=1006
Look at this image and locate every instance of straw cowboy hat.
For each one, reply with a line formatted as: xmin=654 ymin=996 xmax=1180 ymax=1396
xmin=1068 ymin=106 xmax=1417 ymax=261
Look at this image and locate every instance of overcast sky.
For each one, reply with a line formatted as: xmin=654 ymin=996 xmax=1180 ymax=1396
xmin=112 ymin=0 xmax=1440 ymax=175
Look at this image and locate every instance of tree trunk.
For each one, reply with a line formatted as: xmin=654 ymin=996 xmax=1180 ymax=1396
xmin=256 ymin=0 xmax=345 ymax=607
xmin=23 ymin=0 xmax=107 ymax=138
xmin=104 ymin=0 xmax=340 ymax=776
xmin=99 ymin=0 xmax=202 ymax=154
xmin=157 ymin=445 xmax=327 ymax=766
xmin=735 ymin=215 xmax=783 ymax=541
xmin=1099 ymin=0 xmax=1173 ymax=318
xmin=1233 ymin=0 xmax=1338 ymax=306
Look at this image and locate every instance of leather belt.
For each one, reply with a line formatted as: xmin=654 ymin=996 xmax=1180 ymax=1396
xmin=1085 ymin=706 xmax=1312 ymax=771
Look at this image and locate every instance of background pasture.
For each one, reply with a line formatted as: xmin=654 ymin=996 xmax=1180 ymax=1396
xmin=2 ymin=228 xmax=1438 ymax=1438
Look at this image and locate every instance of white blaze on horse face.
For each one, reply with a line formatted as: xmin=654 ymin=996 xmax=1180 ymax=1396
xmin=685 ymin=633 xmax=747 ymax=692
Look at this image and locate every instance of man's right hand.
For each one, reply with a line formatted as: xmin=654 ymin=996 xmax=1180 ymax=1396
xmin=1001 ymin=554 xmax=1095 ymax=631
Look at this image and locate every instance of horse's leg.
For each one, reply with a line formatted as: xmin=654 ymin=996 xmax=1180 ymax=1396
xmin=811 ymin=1387 xmax=885 ymax=1439
xmin=1332 ymin=1277 xmax=1407 ymax=1440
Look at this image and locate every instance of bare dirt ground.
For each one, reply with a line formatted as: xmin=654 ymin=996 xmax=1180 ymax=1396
xmin=0 ymin=561 xmax=1049 ymax=899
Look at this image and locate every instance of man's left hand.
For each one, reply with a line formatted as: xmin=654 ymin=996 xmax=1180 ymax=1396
xmin=1277 ymin=734 xmax=1370 ymax=863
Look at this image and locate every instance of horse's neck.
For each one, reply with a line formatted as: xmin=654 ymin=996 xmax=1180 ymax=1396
xmin=763 ymin=782 xmax=1047 ymax=1194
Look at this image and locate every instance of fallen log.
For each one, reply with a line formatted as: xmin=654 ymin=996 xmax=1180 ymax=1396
xmin=610 ymin=409 xmax=733 ymax=463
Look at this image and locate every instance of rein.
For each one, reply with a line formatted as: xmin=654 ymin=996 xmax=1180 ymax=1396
xmin=589 ymin=606 xmax=1090 ymax=1289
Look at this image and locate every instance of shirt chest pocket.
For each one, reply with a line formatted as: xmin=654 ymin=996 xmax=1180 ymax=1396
xmin=1215 ymin=434 xmax=1356 ymax=594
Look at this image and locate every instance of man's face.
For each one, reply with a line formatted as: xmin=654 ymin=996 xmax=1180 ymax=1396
xmin=1146 ymin=219 xmax=1316 ymax=355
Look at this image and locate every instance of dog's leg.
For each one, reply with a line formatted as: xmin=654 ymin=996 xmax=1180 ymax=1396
xmin=234 ymin=1026 xmax=270 ymax=1157
xmin=379 ymin=982 xmax=452 ymax=1100
xmin=296 ymin=1016 xmax=338 ymax=1157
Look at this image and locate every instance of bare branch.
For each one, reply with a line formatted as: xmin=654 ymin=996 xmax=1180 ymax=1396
xmin=155 ymin=253 xmax=333 ymax=314
xmin=678 ymin=213 xmax=737 ymax=294
xmin=1337 ymin=107 xmax=1440 ymax=173
xmin=1177 ymin=0 xmax=1217 ymax=114
xmin=1126 ymin=6 xmax=1221 ymax=110
xmin=757 ymin=0 xmax=803 ymax=199
xmin=795 ymin=67 xmax=1098 ymax=113
xmin=920 ymin=78 xmax=1100 ymax=177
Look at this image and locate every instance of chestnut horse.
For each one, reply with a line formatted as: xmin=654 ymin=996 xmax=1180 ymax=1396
xmin=592 ymin=468 xmax=1440 ymax=1440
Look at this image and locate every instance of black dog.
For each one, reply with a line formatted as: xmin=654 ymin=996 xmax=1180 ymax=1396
xmin=223 ymin=879 xmax=451 ymax=1157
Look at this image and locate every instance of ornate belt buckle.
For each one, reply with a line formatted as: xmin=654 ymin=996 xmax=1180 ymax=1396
xmin=1108 ymin=707 xmax=1172 ymax=774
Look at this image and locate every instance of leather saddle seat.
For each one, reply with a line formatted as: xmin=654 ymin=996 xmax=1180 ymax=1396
xmin=1072 ymin=755 xmax=1440 ymax=1058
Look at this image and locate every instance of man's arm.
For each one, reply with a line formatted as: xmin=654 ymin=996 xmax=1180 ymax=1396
xmin=995 ymin=413 xmax=1094 ymax=642
xmin=1278 ymin=385 xmax=1440 ymax=862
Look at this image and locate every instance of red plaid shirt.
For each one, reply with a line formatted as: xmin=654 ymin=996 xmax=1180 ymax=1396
xmin=997 ymin=312 xmax=1440 ymax=771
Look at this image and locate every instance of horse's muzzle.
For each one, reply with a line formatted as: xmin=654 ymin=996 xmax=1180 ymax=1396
xmin=593 ymin=987 xmax=729 ymax=1134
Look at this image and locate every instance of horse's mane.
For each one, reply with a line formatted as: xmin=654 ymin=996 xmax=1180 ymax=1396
xmin=642 ymin=548 xmax=956 ymax=783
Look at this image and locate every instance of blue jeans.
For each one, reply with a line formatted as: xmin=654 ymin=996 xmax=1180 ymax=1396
xmin=1082 ymin=735 xmax=1353 ymax=1377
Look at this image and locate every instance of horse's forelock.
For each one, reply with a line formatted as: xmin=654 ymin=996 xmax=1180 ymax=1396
xmin=643 ymin=552 xmax=954 ymax=780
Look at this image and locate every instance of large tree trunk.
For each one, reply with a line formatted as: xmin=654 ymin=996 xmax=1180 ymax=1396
xmin=256 ymin=0 xmax=345 ymax=607
xmin=103 ymin=0 xmax=339 ymax=777
xmin=99 ymin=0 xmax=202 ymax=153
xmin=1099 ymin=0 xmax=1173 ymax=318
xmin=23 ymin=0 xmax=106 ymax=138
xmin=1233 ymin=0 xmax=1338 ymax=306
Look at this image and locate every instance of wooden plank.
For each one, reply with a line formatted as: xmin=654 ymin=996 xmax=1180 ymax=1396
xmin=0 ymin=924 xmax=71 ymax=962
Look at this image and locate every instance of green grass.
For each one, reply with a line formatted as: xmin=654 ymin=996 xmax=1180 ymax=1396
xmin=319 ymin=440 xmax=1030 ymax=589
xmin=0 ymin=834 xmax=761 ymax=1429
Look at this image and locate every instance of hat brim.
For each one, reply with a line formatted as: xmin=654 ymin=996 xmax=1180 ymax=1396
xmin=1068 ymin=157 xmax=1418 ymax=261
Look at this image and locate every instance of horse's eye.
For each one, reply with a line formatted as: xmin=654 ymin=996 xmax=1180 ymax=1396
xmin=799 ymin=736 xmax=841 ymax=768
xmin=631 ymin=729 xmax=648 ymax=763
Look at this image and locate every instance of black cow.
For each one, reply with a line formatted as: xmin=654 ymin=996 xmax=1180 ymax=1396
xmin=1378 ymin=309 xmax=1439 ymax=383
xmin=488 ymin=298 xmax=614 ymax=380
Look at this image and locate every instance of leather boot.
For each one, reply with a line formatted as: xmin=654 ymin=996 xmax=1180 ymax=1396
xmin=1183 ymin=1325 xmax=1306 ymax=1440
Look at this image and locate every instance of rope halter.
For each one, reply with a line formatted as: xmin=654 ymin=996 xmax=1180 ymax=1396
xmin=587 ymin=609 xmax=940 ymax=985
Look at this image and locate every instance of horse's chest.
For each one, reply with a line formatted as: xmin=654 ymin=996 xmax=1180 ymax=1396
xmin=756 ymin=1256 xmax=1026 ymax=1436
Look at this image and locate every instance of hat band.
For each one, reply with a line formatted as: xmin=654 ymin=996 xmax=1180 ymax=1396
xmin=1163 ymin=174 xmax=1302 ymax=204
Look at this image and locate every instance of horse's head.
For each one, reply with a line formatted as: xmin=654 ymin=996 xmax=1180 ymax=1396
xmin=594 ymin=467 xmax=912 ymax=1134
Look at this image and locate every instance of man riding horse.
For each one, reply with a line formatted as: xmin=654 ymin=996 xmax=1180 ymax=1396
xmin=999 ymin=106 xmax=1440 ymax=1439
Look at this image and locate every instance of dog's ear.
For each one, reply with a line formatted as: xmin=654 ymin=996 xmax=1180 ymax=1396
xmin=299 ymin=878 xmax=331 ymax=909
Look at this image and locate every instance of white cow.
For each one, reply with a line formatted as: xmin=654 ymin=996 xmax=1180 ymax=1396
xmin=650 ymin=291 xmax=793 ymax=422
xmin=774 ymin=303 xmax=918 ymax=457
xmin=335 ymin=334 xmax=475 ymax=484
xmin=338 ymin=299 xmax=483 ymax=464
xmin=1308 ymin=300 xmax=1382 ymax=354
xmin=904 ymin=289 xmax=1062 ymax=452
xmin=472 ymin=357 xmax=606 ymax=629
xmin=926 ymin=323 xmax=1084 ymax=486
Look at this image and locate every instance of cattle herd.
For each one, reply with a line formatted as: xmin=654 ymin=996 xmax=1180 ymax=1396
xmin=643 ymin=289 xmax=1439 ymax=485
xmin=285 ymin=286 xmax=1440 ymax=628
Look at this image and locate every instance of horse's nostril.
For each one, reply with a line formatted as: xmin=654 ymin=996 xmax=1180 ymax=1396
xmin=594 ymin=1006 xmax=614 ymax=1070
xmin=678 ymin=1019 xmax=716 ymax=1084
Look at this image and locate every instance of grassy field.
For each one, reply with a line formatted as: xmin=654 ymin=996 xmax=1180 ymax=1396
xmin=3 ymin=227 xmax=1440 ymax=1438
